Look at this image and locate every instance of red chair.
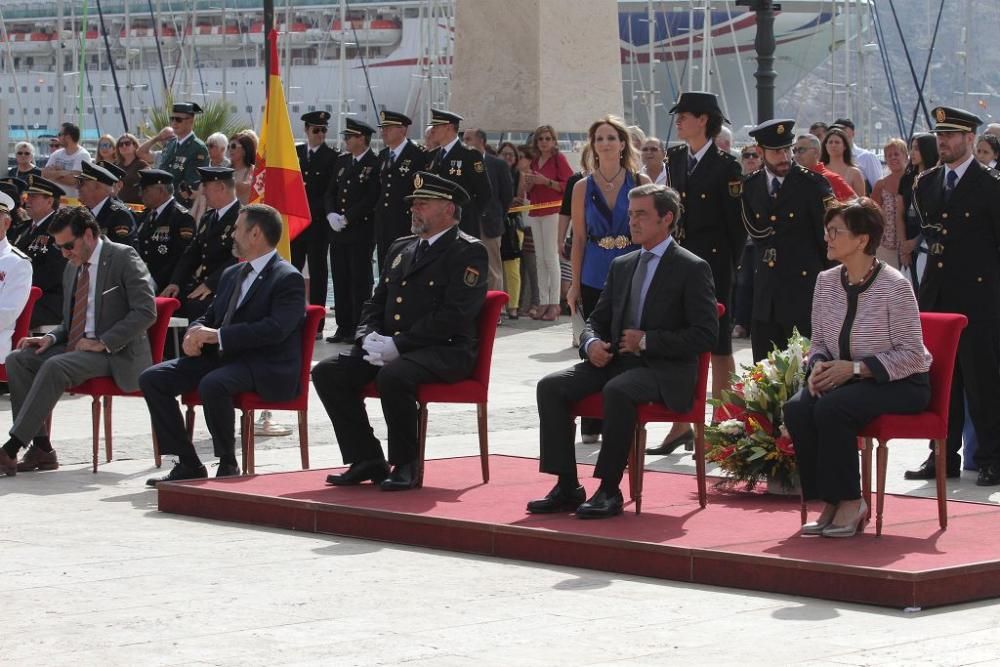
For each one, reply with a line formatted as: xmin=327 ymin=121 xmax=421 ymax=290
xmin=570 ymin=303 xmax=725 ymax=513
xmin=183 ymin=305 xmax=326 ymax=475
xmin=0 ymin=286 xmax=42 ymax=383
xmin=860 ymin=312 xmax=967 ymax=536
xmin=361 ymin=290 xmax=509 ymax=487
xmin=67 ymin=297 xmax=180 ymax=473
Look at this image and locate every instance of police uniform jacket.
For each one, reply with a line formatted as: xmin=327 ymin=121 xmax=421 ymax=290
xmin=296 ymin=142 xmax=339 ymax=235
xmin=426 ymin=141 xmax=493 ymax=238
xmin=14 ymin=211 xmax=67 ymax=326
xmin=374 ymin=140 xmax=427 ymax=247
xmin=741 ymin=164 xmax=833 ymax=327
xmin=93 ymin=196 xmax=138 ymax=246
xmin=914 ymin=159 xmax=1000 ymax=320
xmin=169 ymin=202 xmax=240 ymax=293
xmin=324 ymin=149 xmax=380 ymax=245
xmin=160 ymin=134 xmax=209 ymax=196
xmin=356 ymin=225 xmax=488 ymax=382
xmin=137 ymin=197 xmax=197 ymax=291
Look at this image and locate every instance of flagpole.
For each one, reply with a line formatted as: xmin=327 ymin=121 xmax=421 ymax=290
xmin=264 ymin=0 xmax=274 ymax=93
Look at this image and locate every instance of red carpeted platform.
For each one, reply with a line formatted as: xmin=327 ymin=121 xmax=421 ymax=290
xmin=157 ymin=454 xmax=1000 ymax=609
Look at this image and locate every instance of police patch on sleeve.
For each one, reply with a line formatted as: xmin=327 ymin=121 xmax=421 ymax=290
xmin=728 ymin=180 xmax=742 ymax=198
xmin=463 ymin=266 xmax=480 ymax=287
xmin=179 ymin=228 xmax=194 ymax=240
xmin=473 ymin=161 xmax=485 ymax=174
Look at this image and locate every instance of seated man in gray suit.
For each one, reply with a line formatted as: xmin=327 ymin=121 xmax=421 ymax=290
xmin=0 ymin=206 xmax=156 ymax=475
xmin=528 ymin=184 xmax=718 ymax=518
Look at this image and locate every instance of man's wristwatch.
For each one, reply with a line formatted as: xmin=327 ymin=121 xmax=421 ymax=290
xmin=639 ymin=333 xmax=647 ymax=353
xmin=852 ymin=361 xmax=862 ymax=379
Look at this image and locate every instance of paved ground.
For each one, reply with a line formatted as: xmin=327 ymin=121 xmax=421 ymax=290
xmin=3 ymin=314 xmax=999 ymax=666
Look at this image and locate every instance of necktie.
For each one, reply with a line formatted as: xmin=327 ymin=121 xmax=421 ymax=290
xmin=626 ymin=252 xmax=655 ymax=330
xmin=945 ymin=170 xmax=958 ymax=201
xmin=771 ymin=176 xmax=781 ymax=198
xmin=222 ymin=263 xmax=253 ymax=326
xmin=413 ymin=239 xmax=430 ymax=264
xmin=306 ymin=150 xmax=313 ymax=167
xmin=67 ymin=262 xmax=91 ymax=351
xmin=687 ymin=155 xmax=697 ymax=175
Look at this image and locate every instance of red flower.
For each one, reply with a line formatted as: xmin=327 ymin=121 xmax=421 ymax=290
xmin=776 ymin=435 xmax=795 ymax=456
xmin=744 ymin=412 xmax=774 ymax=436
xmin=717 ymin=402 xmax=746 ymax=421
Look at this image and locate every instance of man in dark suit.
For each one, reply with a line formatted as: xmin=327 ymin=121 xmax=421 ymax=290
xmin=741 ymin=119 xmax=835 ymax=362
xmin=528 ymin=184 xmax=718 ymax=518
xmin=425 ymin=109 xmax=493 ymax=238
xmin=0 ymin=206 xmax=156 ymax=475
xmin=464 ymin=128 xmax=514 ymax=290
xmin=142 ymin=203 xmax=306 ymax=484
xmin=374 ymin=110 xmax=427 ymax=269
xmin=15 ymin=175 xmax=67 ymax=327
xmin=75 ymin=161 xmax=137 ymax=246
xmin=324 ymin=118 xmax=381 ymax=343
xmin=651 ymin=91 xmax=745 ymax=455
xmin=161 ymin=167 xmax=240 ymax=321
xmin=293 ymin=110 xmax=339 ymax=336
xmin=904 ymin=106 xmax=1000 ymax=485
xmin=312 ymin=172 xmax=488 ymax=491
xmin=135 ymin=169 xmax=197 ymax=292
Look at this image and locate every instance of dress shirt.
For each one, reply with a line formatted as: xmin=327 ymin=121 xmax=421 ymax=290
xmin=154 ymin=197 xmax=175 ymax=219
xmin=640 ymin=164 xmax=668 ymax=185
xmin=852 ymin=145 xmax=885 ymax=187
xmin=353 ymin=148 xmax=372 ymax=164
xmin=89 ymin=196 xmax=110 ymax=219
xmin=421 ymin=226 xmax=452 ymax=248
xmin=82 ymin=238 xmax=104 ymax=339
xmin=438 ymin=136 xmax=460 ymax=161
xmin=687 ymin=140 xmax=713 ymax=171
xmin=764 ymin=168 xmax=785 ymax=190
xmin=945 ymin=153 xmax=975 ymax=186
xmin=218 ymin=249 xmax=278 ymax=351
xmin=212 ymin=198 xmax=240 ymax=224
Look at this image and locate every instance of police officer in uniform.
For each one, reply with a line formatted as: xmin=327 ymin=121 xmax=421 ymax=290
xmin=374 ymin=110 xmax=427 ymax=268
xmin=650 ymin=91 xmax=746 ymax=455
xmin=311 ymin=172 xmax=488 ymax=491
xmin=904 ymin=107 xmax=1000 ymax=485
xmin=75 ymin=161 xmax=137 ymax=246
xmin=162 ymin=167 xmax=240 ymax=321
xmin=293 ymin=110 xmax=339 ymax=337
xmin=0 ymin=177 xmax=31 ymax=242
xmin=135 ymin=168 xmax=197 ymax=292
xmin=424 ymin=109 xmax=493 ymax=238
xmin=14 ymin=175 xmax=67 ymax=327
xmin=139 ymin=102 xmax=209 ymax=208
xmin=742 ymin=119 xmax=834 ymax=361
xmin=323 ymin=118 xmax=381 ymax=343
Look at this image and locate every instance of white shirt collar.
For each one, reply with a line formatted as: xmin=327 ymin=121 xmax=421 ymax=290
xmin=214 ymin=198 xmax=240 ymax=221
xmin=33 ymin=211 xmax=55 ymax=228
xmin=247 ymin=248 xmax=278 ymax=275
xmin=89 ymin=237 xmax=104 ymax=266
xmin=154 ymin=197 xmax=175 ymax=218
xmin=175 ymin=132 xmax=193 ymax=145
xmin=689 ymin=140 xmax=713 ymax=165
xmin=643 ymin=234 xmax=674 ymax=258
xmin=440 ymin=136 xmax=460 ymax=156
xmin=764 ymin=167 xmax=785 ymax=185
xmin=90 ymin=196 xmax=111 ymax=218
xmin=946 ymin=153 xmax=976 ymax=183
xmin=353 ymin=148 xmax=372 ymax=162
xmin=422 ymin=225 xmax=453 ymax=247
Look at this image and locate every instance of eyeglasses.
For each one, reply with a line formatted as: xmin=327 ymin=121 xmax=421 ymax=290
xmin=310 ymin=127 xmax=328 ymax=134
xmin=792 ymin=147 xmax=812 ymax=154
xmin=117 ymin=141 xmax=134 ymax=148
xmin=741 ymin=152 xmax=759 ymax=160
xmin=824 ymin=225 xmax=850 ymax=240
xmin=639 ymin=147 xmax=661 ymax=153
xmin=169 ymin=116 xmax=189 ymax=123
xmin=15 ymin=151 xmax=31 ymax=156
xmin=57 ymin=238 xmax=78 ymax=251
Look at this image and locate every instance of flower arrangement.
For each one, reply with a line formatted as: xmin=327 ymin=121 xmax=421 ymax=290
xmin=705 ymin=329 xmax=810 ymax=491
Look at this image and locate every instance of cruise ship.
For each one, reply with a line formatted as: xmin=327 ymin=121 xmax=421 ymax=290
xmin=0 ymin=0 xmax=872 ymax=153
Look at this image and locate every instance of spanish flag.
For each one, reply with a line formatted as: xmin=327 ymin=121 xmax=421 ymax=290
xmin=249 ymin=29 xmax=311 ymax=259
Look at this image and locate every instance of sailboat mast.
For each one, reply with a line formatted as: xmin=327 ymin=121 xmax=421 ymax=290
xmin=337 ymin=0 xmax=347 ymax=139
xmin=647 ymin=0 xmax=656 ymax=137
xmin=57 ymin=0 xmax=65 ymax=126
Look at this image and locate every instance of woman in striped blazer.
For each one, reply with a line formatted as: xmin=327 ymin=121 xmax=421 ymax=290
xmin=784 ymin=199 xmax=932 ymax=537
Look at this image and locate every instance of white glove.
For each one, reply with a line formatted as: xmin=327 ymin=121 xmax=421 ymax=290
xmin=364 ymin=351 xmax=385 ymax=367
xmin=362 ymin=332 xmax=400 ymax=365
xmin=378 ymin=336 xmax=400 ymax=363
xmin=361 ymin=331 xmax=380 ymax=352
xmin=326 ymin=212 xmax=347 ymax=232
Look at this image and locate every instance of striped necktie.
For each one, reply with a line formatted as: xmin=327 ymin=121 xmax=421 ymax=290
xmin=67 ymin=262 xmax=91 ymax=351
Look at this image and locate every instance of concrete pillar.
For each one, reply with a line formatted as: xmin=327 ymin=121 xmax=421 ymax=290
xmin=449 ymin=0 xmax=623 ymax=133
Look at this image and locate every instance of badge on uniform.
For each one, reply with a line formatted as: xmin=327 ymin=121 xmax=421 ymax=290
xmin=391 ymin=254 xmax=402 ymax=269
xmin=473 ymin=160 xmax=485 ymax=174
xmin=337 ymin=167 xmax=345 ymax=178
xmin=728 ymin=180 xmax=742 ymax=198
xmin=157 ymin=244 xmax=168 ymax=255
xmin=463 ymin=266 xmax=480 ymax=287
xmin=399 ymin=160 xmax=411 ymax=175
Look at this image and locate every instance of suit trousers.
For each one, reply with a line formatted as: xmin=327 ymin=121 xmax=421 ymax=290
xmin=482 ymin=235 xmax=503 ymax=291
xmin=6 ymin=344 xmax=113 ymax=444
xmin=329 ymin=242 xmax=374 ymax=332
xmin=536 ymin=354 xmax=662 ymax=485
xmin=139 ymin=355 xmax=256 ymax=460
xmin=783 ymin=375 xmax=930 ymax=504
xmin=311 ymin=354 xmax=440 ymax=466
xmin=291 ymin=226 xmax=330 ymax=331
xmin=578 ymin=285 xmax=604 ymax=438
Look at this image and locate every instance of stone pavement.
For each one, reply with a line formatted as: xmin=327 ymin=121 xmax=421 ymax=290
xmin=3 ymin=315 xmax=999 ymax=666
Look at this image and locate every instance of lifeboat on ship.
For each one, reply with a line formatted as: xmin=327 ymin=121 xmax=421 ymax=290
xmin=330 ymin=19 xmax=402 ymax=48
xmin=2 ymin=31 xmax=55 ymax=54
xmin=247 ymin=22 xmax=308 ymax=46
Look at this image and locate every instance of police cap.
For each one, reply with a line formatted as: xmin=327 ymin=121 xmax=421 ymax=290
xmin=342 ymin=118 xmax=376 ymax=137
xmin=138 ymin=168 xmax=175 ymax=188
xmin=931 ymin=106 xmax=983 ymax=134
xmin=197 ymin=166 xmax=236 ymax=183
xmin=24 ymin=175 xmax=65 ymax=199
xmin=749 ymin=119 xmax=797 ymax=150
xmin=172 ymin=101 xmax=203 ymax=115
xmin=429 ymin=109 xmax=463 ymax=127
xmin=404 ymin=171 xmax=471 ymax=207
xmin=379 ymin=110 xmax=413 ymax=128
xmin=301 ymin=110 xmax=331 ymax=127
xmin=77 ymin=160 xmax=119 ymax=186
xmin=668 ymin=91 xmax=730 ymax=123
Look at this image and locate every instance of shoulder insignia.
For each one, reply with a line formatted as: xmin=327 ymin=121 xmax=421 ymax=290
xmin=113 ymin=225 xmax=132 ymax=237
xmin=197 ymin=153 xmax=207 ymax=160
xmin=9 ymin=246 xmax=29 ymax=260
xmin=728 ymin=180 xmax=743 ymax=198
xmin=463 ymin=266 xmax=481 ymax=287
xmin=667 ymin=145 xmax=686 ymax=155
xmin=473 ymin=160 xmax=485 ymax=174
xmin=391 ymin=253 xmax=402 ymax=269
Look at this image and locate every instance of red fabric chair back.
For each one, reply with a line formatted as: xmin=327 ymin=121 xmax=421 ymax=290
xmin=919 ymin=312 xmax=968 ymax=423
xmin=294 ymin=306 xmax=328 ymax=406
xmin=12 ymin=286 xmax=42 ymax=350
xmin=150 ymin=297 xmax=181 ymax=364
xmin=470 ymin=291 xmax=509 ymax=389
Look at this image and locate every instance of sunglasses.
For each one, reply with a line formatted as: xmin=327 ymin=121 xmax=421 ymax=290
xmin=169 ymin=116 xmax=189 ymax=123
xmin=117 ymin=141 xmax=134 ymax=147
xmin=310 ymin=127 xmax=328 ymax=134
xmin=640 ymin=147 xmax=661 ymax=152
xmin=16 ymin=151 xmax=31 ymax=156
xmin=229 ymin=143 xmax=240 ymax=149
xmin=537 ymin=136 xmax=554 ymax=141
xmin=57 ymin=238 xmax=78 ymax=251
xmin=792 ymin=147 xmax=812 ymax=154
xmin=99 ymin=142 xmax=113 ymax=149
xmin=741 ymin=153 xmax=759 ymax=159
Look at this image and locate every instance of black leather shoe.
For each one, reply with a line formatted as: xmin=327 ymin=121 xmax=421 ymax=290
xmin=216 ymin=462 xmax=241 ymax=478
xmin=645 ymin=428 xmax=695 ymax=455
xmin=904 ymin=453 xmax=960 ymax=480
xmin=379 ymin=462 xmax=419 ymax=491
xmin=526 ymin=483 xmax=586 ymax=514
xmin=326 ymin=459 xmax=390 ymax=486
xmin=977 ymin=463 xmax=1000 ymax=487
xmin=575 ymin=488 xmax=625 ymax=519
xmin=146 ymin=462 xmax=208 ymax=487
xmin=325 ymin=328 xmax=352 ymax=344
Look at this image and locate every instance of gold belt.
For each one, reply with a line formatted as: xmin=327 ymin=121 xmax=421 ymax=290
xmin=591 ymin=235 xmax=632 ymax=250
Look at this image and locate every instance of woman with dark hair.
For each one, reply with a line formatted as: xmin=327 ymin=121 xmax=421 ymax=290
xmin=821 ymin=127 xmax=866 ymax=196
xmin=898 ymin=133 xmax=938 ymax=288
xmin=498 ymin=141 xmax=524 ymax=319
xmin=783 ymin=199 xmax=931 ymax=538
xmin=975 ymin=134 xmax=1000 ymax=168
xmin=114 ymin=133 xmax=149 ymax=205
xmin=228 ymin=130 xmax=258 ymax=205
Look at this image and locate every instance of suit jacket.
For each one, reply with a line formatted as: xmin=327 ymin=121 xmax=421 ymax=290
xmin=481 ymin=152 xmax=514 ymax=239
xmin=296 ymin=142 xmax=339 ymax=243
xmin=741 ymin=164 xmax=834 ymax=329
xmin=356 ymin=225 xmax=488 ymax=382
xmin=325 ymin=149 xmax=381 ymax=245
xmin=374 ymin=140 xmax=427 ymax=250
xmin=914 ymin=160 xmax=1000 ymax=320
xmin=197 ymin=255 xmax=306 ymax=401
xmin=426 ymin=141 xmax=493 ymax=238
xmin=580 ymin=241 xmax=718 ymax=412
xmin=49 ymin=239 xmax=157 ymax=392
xmin=170 ymin=201 xmax=240 ymax=292
xmin=93 ymin=197 xmax=137 ymax=246
xmin=136 ymin=198 xmax=196 ymax=291
xmin=14 ymin=212 xmax=68 ymax=327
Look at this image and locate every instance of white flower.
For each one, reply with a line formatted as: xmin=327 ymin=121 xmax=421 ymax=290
xmin=761 ymin=359 xmax=781 ymax=383
xmin=743 ymin=381 xmax=760 ymax=403
xmin=719 ymin=419 xmax=745 ymax=436
xmin=786 ymin=340 xmax=805 ymax=371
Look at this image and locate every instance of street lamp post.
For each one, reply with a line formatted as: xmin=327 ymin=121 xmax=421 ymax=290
xmin=736 ymin=0 xmax=781 ymax=123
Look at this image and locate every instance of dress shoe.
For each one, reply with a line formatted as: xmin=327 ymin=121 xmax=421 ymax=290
xmin=326 ymin=459 xmax=390 ymax=486
xmin=0 ymin=448 xmax=17 ymax=477
xmin=822 ymin=500 xmax=868 ymax=538
xmin=16 ymin=445 xmax=59 ymax=472
xmin=646 ymin=428 xmax=695 ymax=455
xmin=379 ymin=462 xmax=419 ymax=491
xmin=216 ymin=462 xmax=241 ymax=478
xmin=575 ymin=487 xmax=624 ymax=519
xmin=526 ymin=483 xmax=586 ymax=514
xmin=325 ymin=328 xmax=351 ymax=344
xmin=903 ymin=453 xmax=960 ymax=480
xmin=146 ymin=462 xmax=208 ymax=487
xmin=732 ymin=325 xmax=749 ymax=339
xmin=976 ymin=463 xmax=1000 ymax=487
xmin=581 ymin=433 xmax=600 ymax=445
xmin=800 ymin=503 xmax=837 ymax=536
